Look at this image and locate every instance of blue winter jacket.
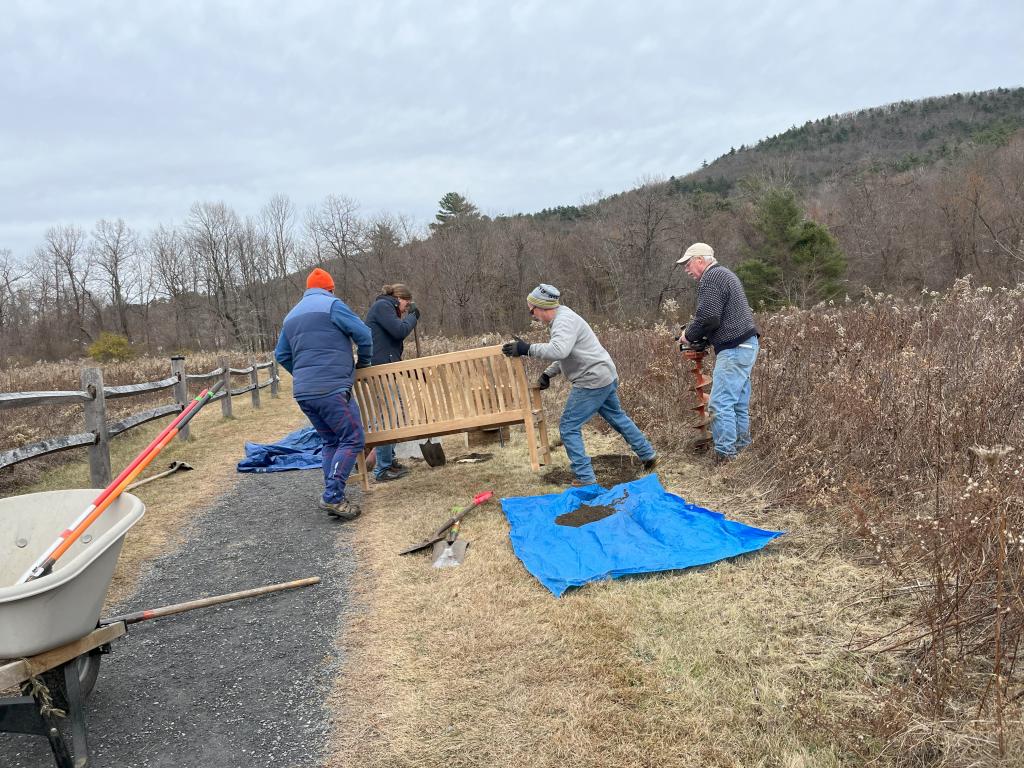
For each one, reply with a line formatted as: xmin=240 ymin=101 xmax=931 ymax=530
xmin=274 ymin=288 xmax=373 ymax=402
xmin=364 ymin=295 xmax=418 ymax=364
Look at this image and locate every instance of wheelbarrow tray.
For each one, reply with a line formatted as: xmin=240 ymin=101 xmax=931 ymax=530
xmin=0 ymin=489 xmax=144 ymax=658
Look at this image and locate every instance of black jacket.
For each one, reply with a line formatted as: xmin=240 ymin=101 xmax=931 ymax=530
xmin=364 ymin=295 xmax=418 ymax=364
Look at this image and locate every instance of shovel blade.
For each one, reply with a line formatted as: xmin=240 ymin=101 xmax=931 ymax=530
xmin=420 ymin=439 xmax=447 ymax=467
xmin=431 ymin=539 xmax=469 ymax=568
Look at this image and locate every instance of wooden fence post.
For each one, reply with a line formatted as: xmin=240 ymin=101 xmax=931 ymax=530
xmin=170 ymin=355 xmax=190 ymax=441
xmin=219 ymin=356 xmax=233 ymax=419
xmin=249 ymin=357 xmax=261 ymax=409
xmin=270 ymin=360 xmax=280 ymax=398
xmin=81 ymin=367 xmax=111 ymax=488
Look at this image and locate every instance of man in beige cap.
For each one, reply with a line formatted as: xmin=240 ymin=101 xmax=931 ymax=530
xmin=677 ymin=243 xmax=759 ymax=462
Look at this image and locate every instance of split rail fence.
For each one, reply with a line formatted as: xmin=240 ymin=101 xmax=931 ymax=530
xmin=0 ymin=355 xmax=279 ymax=488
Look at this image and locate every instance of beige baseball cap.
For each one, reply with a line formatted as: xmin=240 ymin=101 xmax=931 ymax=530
xmin=677 ymin=242 xmax=714 ymax=264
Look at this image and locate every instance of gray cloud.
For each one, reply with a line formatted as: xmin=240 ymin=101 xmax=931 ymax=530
xmin=2 ymin=0 xmax=1022 ymax=256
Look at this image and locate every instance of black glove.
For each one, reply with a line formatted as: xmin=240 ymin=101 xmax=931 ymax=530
xmin=689 ymin=339 xmax=708 ymax=353
xmin=537 ymin=373 xmax=550 ymax=390
xmin=502 ymin=338 xmax=531 ymax=357
xmin=355 ymin=359 xmax=371 ymax=369
xmin=407 ymin=302 xmax=420 ymax=319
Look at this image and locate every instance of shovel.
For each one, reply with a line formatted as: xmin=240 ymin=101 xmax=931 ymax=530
xmin=432 ymin=520 xmax=468 ymax=568
xmin=419 ymin=438 xmax=446 ymax=466
xmin=409 ymin=324 xmax=446 ymax=465
xmin=126 ymin=460 xmax=194 ymax=491
xmin=399 ymin=491 xmax=494 ymax=555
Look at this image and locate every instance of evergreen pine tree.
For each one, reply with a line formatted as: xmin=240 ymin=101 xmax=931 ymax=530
xmin=430 ymin=192 xmax=482 ymax=232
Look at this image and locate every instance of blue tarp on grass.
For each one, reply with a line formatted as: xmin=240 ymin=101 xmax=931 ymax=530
xmin=236 ymin=426 xmax=323 ymax=473
xmin=501 ymin=474 xmax=784 ymax=597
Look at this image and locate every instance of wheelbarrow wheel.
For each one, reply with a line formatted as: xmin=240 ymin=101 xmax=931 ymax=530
xmin=22 ymin=650 xmax=103 ymax=710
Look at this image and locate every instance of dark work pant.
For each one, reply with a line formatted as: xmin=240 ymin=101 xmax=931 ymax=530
xmin=298 ymin=390 xmax=365 ymax=503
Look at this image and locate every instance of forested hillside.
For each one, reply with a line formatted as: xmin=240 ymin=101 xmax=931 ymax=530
xmin=687 ymin=87 xmax=1024 ymax=185
xmin=1 ymin=88 xmax=1022 ymax=363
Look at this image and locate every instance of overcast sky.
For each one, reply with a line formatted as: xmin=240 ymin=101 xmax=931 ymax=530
xmin=2 ymin=0 xmax=1022 ymax=259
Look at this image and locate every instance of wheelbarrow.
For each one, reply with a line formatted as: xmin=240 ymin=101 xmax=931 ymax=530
xmin=0 ymin=488 xmax=144 ymax=767
xmin=1 ymin=489 xmax=145 ymax=658
xmin=1 ymin=487 xmax=320 ymax=767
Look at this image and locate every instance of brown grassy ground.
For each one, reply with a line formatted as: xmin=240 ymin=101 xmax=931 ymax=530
xmin=328 ymin=430 xmax=914 ymax=767
xmin=8 ymin=308 xmax=1020 ymax=763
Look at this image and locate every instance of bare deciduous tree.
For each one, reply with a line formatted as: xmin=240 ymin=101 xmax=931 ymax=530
xmin=91 ymin=218 xmax=140 ymax=340
xmin=43 ymin=224 xmax=93 ymax=345
xmin=0 ymin=249 xmax=27 ymax=361
xmin=306 ymin=195 xmax=368 ymax=300
xmin=187 ymin=202 xmax=244 ymax=347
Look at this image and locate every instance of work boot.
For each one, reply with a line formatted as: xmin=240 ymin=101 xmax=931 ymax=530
xmin=390 ymin=459 xmax=406 ymax=470
xmin=375 ymin=466 xmax=410 ymax=483
xmin=642 ymin=455 xmax=659 ymax=472
xmin=318 ymin=498 xmax=361 ymax=521
xmin=712 ymin=452 xmax=734 ymax=466
xmin=570 ymin=477 xmax=596 ymax=487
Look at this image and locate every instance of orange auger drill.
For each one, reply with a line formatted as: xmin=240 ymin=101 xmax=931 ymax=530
xmin=679 ymin=334 xmax=713 ymax=452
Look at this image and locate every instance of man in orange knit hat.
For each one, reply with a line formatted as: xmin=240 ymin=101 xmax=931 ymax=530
xmin=275 ymin=268 xmax=372 ymax=520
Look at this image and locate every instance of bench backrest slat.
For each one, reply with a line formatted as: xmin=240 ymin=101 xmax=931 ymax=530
xmin=354 ymin=345 xmax=531 ymax=447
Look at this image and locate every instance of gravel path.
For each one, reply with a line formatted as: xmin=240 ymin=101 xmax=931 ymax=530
xmin=3 ymin=467 xmax=357 ymax=768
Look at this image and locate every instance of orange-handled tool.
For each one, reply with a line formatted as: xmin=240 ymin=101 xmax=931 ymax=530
xmin=398 ymin=490 xmax=495 ymax=555
xmin=18 ymin=381 xmax=224 ymax=583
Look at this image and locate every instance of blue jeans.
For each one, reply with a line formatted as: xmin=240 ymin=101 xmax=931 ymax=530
xmin=709 ymin=337 xmax=759 ymax=458
xmin=560 ymin=379 xmax=655 ymax=484
xmin=374 ymin=444 xmax=395 ymax=478
xmin=371 ymin=380 xmax=402 ymax=478
xmin=298 ymin=390 xmax=365 ymax=503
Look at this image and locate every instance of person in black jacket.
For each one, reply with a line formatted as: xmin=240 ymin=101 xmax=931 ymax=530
xmin=678 ymin=243 xmax=760 ymax=463
xmin=364 ymin=283 xmax=420 ymax=482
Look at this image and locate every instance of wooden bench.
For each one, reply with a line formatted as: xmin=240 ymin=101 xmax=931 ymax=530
xmin=352 ymin=345 xmax=550 ymax=489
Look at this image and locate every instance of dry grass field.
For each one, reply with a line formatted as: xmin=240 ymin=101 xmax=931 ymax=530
xmin=3 ymin=282 xmax=1021 ymax=765
xmin=329 ymin=430 xmax=912 ymax=768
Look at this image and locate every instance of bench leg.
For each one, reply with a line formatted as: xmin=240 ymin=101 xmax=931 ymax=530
xmin=537 ymin=419 xmax=551 ymax=466
xmin=356 ymin=451 xmax=370 ymax=492
xmin=522 ymin=412 xmax=540 ymax=472
xmin=531 ymin=389 xmax=551 ymax=466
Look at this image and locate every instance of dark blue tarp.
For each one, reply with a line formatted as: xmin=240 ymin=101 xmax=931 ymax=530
xmin=501 ymin=474 xmax=784 ymax=597
xmin=236 ymin=426 xmax=324 ymax=473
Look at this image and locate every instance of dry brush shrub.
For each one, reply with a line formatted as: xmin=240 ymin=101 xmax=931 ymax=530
xmin=751 ymin=280 xmax=1024 ymax=761
xmin=595 ymin=322 xmax=696 ymax=449
xmin=0 ymin=350 xmax=264 ymax=492
xmin=593 ymin=284 xmax=1023 ymax=761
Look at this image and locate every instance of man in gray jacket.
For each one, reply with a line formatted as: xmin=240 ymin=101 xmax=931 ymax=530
xmin=502 ymin=284 xmax=657 ymax=486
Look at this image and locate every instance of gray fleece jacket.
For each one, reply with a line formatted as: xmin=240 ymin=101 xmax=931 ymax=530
xmin=528 ymin=305 xmax=617 ymax=389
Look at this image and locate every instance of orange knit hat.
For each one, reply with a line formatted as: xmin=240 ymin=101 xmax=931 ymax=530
xmin=306 ymin=267 xmax=335 ymax=292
